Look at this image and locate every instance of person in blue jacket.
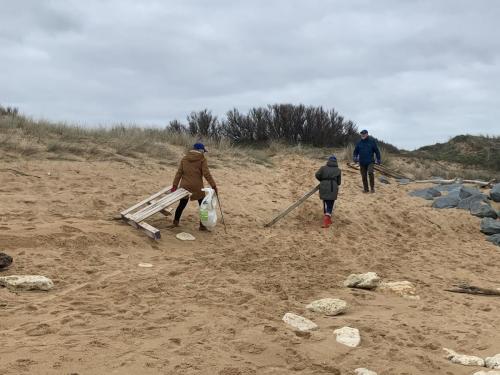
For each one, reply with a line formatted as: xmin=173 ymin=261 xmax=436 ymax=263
xmin=353 ymin=129 xmax=381 ymax=193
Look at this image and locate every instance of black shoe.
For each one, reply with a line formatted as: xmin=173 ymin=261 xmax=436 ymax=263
xmin=370 ymin=189 xmax=375 ymax=194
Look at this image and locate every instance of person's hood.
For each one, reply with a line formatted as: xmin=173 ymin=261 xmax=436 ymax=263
xmin=326 ymin=159 xmax=338 ymax=168
xmin=185 ymin=150 xmax=205 ymax=162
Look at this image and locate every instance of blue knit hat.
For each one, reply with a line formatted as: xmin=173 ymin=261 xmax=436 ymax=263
xmin=328 ymin=155 xmax=337 ymax=162
xmin=193 ymin=142 xmax=207 ymax=152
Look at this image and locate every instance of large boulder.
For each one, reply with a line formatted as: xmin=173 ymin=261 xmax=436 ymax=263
xmin=0 ymin=275 xmax=54 ymax=291
xmin=486 ymin=353 xmax=500 ymax=369
xmin=282 ymin=313 xmax=318 ymax=332
xmin=443 ymin=348 xmax=485 ymax=367
xmin=486 ymin=234 xmax=500 ymax=246
xmin=343 ymin=272 xmax=380 ymax=290
xmin=0 ymin=252 xmax=13 ymax=270
xmin=457 ymin=193 xmax=488 ymax=210
xmin=470 ymin=202 xmax=498 ymax=219
xmin=355 ymin=369 xmax=378 ymax=375
xmin=306 ymin=298 xmax=348 ymax=316
xmin=409 ymin=188 xmax=441 ymax=200
xmin=333 ymin=326 xmax=361 ymax=348
xmin=473 ymin=371 xmax=500 ymax=375
xmin=435 ymin=183 xmax=463 ymax=192
xmin=481 ymin=218 xmax=500 ymax=235
xmin=491 ymin=183 xmax=500 ymax=202
xmin=459 ymin=186 xmax=482 ymax=199
xmin=432 ymin=196 xmax=460 ymax=209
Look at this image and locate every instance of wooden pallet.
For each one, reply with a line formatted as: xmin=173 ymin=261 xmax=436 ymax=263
xmin=120 ymin=186 xmax=191 ymax=240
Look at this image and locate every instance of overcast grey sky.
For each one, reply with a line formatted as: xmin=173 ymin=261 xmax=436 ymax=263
xmin=1 ymin=1 xmax=499 ymax=149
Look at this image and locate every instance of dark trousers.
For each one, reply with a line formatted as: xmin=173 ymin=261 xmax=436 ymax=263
xmin=323 ymin=200 xmax=335 ymax=216
xmin=360 ymin=163 xmax=375 ymax=192
xmin=174 ymin=198 xmax=203 ymax=222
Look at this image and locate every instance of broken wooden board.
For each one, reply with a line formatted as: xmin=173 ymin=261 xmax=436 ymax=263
xmin=264 ymin=185 xmax=320 ymax=227
xmin=347 ymin=162 xmax=410 ymax=180
xmin=120 ymin=186 xmax=190 ymax=239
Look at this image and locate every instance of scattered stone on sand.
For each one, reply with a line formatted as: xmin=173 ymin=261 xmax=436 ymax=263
xmin=409 ymin=187 xmax=441 ymax=200
xmin=485 ymin=354 xmax=500 ymax=369
xmin=491 ymin=183 xmax=500 ymax=202
xmin=0 ymin=275 xmax=54 ymax=291
xmin=480 ymin=218 xmax=500 ymax=235
xmin=344 ymin=272 xmax=380 ymax=290
xmin=379 ymin=281 xmax=420 ymax=300
xmin=333 ymin=326 xmax=360 ymax=348
xmin=138 ymin=263 xmax=153 ymax=268
xmin=306 ymin=298 xmax=348 ymax=316
xmin=472 ymin=371 xmax=500 ymax=375
xmin=432 ymin=195 xmax=460 ymax=209
xmin=176 ymin=232 xmax=196 ymax=241
xmin=471 ymin=202 xmax=498 ymax=219
xmin=379 ymin=176 xmax=390 ymax=184
xmin=457 ymin=194 xmax=488 ymax=210
xmin=443 ymin=348 xmax=485 ymax=367
xmin=282 ymin=313 xmax=318 ymax=332
xmin=486 ymin=234 xmax=500 ymax=246
xmin=0 ymin=252 xmax=13 ymax=270
xmin=354 ymin=368 xmax=378 ymax=375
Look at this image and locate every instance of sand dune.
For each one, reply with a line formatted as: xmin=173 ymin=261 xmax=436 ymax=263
xmin=0 ymin=154 xmax=499 ymax=374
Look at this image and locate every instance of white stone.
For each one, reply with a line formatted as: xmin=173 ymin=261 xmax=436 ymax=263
xmin=343 ymin=272 xmax=380 ymax=290
xmin=486 ymin=354 xmax=500 ymax=369
xmin=0 ymin=275 xmax=54 ymax=291
xmin=138 ymin=263 xmax=153 ymax=268
xmin=354 ymin=368 xmax=377 ymax=375
xmin=379 ymin=281 xmax=420 ymax=300
xmin=443 ymin=348 xmax=485 ymax=367
xmin=333 ymin=326 xmax=360 ymax=348
xmin=306 ymin=298 xmax=348 ymax=316
xmin=282 ymin=313 xmax=318 ymax=332
xmin=176 ymin=232 xmax=196 ymax=241
xmin=472 ymin=371 xmax=500 ymax=375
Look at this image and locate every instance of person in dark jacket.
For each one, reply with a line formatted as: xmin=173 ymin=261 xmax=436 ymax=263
xmin=315 ymin=155 xmax=342 ymax=228
xmin=353 ymin=129 xmax=381 ymax=193
xmin=171 ymin=142 xmax=217 ymax=231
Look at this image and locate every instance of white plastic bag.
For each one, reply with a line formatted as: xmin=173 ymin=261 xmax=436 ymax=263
xmin=199 ymin=188 xmax=218 ymax=230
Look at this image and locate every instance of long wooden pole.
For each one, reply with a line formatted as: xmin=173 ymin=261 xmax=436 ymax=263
xmin=264 ymin=185 xmax=320 ymax=228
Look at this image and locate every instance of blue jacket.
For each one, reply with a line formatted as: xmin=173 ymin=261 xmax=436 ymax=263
xmin=353 ymin=137 xmax=381 ymax=166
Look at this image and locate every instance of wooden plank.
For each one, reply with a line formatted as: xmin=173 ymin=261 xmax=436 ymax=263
xmin=130 ymin=189 xmax=190 ymax=223
xmin=120 ymin=185 xmax=173 ymax=216
xmin=264 ymin=185 xmax=320 ymax=228
xmin=122 ymin=215 xmax=161 ymax=240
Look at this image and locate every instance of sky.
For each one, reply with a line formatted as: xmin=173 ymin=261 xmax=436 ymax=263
xmin=1 ymin=1 xmax=499 ymax=149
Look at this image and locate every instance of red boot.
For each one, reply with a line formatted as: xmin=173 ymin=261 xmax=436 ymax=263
xmin=321 ymin=215 xmax=332 ymax=228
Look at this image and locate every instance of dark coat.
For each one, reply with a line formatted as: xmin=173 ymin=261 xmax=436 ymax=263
xmin=315 ymin=160 xmax=342 ymax=200
xmin=173 ymin=150 xmax=216 ymax=200
xmin=353 ymin=137 xmax=381 ymax=166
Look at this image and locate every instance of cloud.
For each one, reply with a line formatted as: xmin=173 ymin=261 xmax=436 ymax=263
xmin=1 ymin=0 xmax=499 ymax=149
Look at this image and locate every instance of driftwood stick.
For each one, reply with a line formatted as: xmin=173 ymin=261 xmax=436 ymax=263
xmin=264 ymin=185 xmax=320 ymax=227
xmin=445 ymin=283 xmax=500 ymax=296
xmin=409 ymin=178 xmax=495 ymax=188
xmin=346 ymin=162 xmax=409 ymax=180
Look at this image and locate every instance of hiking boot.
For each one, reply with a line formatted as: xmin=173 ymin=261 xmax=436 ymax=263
xmin=167 ymin=220 xmax=179 ymax=228
xmin=321 ymin=215 xmax=331 ymax=228
xmin=370 ymin=189 xmax=375 ymax=194
xmin=363 ymin=190 xmax=369 ymax=193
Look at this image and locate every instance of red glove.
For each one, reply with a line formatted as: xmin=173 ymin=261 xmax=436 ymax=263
xmin=171 ymin=185 xmax=177 ymax=192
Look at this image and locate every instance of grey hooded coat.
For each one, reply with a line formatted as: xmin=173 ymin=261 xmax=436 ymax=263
xmin=315 ymin=160 xmax=342 ymax=200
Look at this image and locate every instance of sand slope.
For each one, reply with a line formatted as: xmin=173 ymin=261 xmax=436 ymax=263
xmin=0 ymin=155 xmax=499 ymax=375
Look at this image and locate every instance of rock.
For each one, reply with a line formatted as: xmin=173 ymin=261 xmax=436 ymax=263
xmin=354 ymin=369 xmax=378 ymax=375
xmin=485 ymin=354 xmax=500 ymax=369
xmin=436 ymin=183 xmax=463 ymax=192
xmin=379 ymin=176 xmax=390 ymax=184
xmin=397 ymin=178 xmax=411 ymax=185
xmin=486 ymin=234 xmax=500 ymax=246
xmin=443 ymin=348 xmax=485 ymax=367
xmin=0 ymin=252 xmax=13 ymax=270
xmin=282 ymin=313 xmax=318 ymax=332
xmin=491 ymin=183 xmax=500 ymax=202
xmin=306 ymin=298 xmax=348 ymax=316
xmin=473 ymin=371 xmax=500 ymax=375
xmin=343 ymin=272 xmax=380 ymax=290
xmin=0 ymin=275 xmax=54 ymax=291
xmin=457 ymin=193 xmax=488 ymax=210
xmin=176 ymin=232 xmax=196 ymax=241
xmin=379 ymin=281 xmax=420 ymax=300
xmin=432 ymin=196 xmax=460 ymax=209
xmin=138 ymin=263 xmax=153 ymax=268
xmin=471 ymin=202 xmax=498 ymax=219
xmin=409 ymin=187 xmax=441 ymax=200
xmin=333 ymin=326 xmax=360 ymax=348
xmin=480 ymin=218 xmax=500 ymax=235
xmin=459 ymin=186 xmax=482 ymax=199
